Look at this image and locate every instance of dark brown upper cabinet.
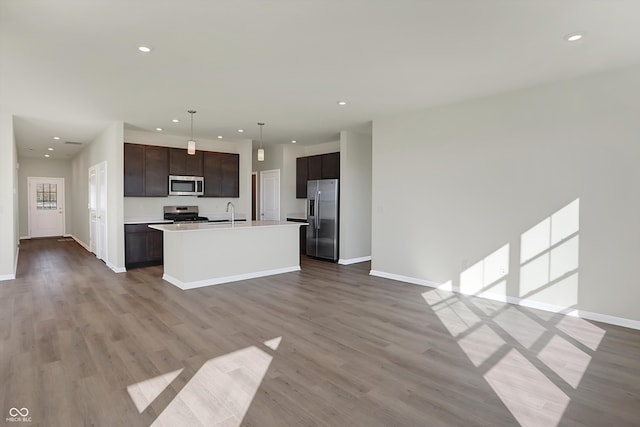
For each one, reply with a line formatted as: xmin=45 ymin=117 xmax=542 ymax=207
xmin=321 ymin=152 xmax=340 ymax=179
xmin=125 ymin=143 xmax=238 ymax=198
xmin=307 ymin=155 xmax=322 ymax=180
xmin=145 ymin=145 xmax=170 ymax=196
xmin=296 ymin=157 xmax=308 ymax=199
xmin=169 ymin=148 xmax=203 ymax=177
xmin=124 ymin=143 xmax=145 ymax=196
xmin=203 ymin=151 xmax=239 ymax=198
xmin=295 ymin=152 xmax=340 ymax=198
xmin=124 ymin=143 xmax=169 ymax=197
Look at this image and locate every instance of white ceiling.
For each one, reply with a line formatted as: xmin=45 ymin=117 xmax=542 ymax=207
xmin=3 ymin=0 xmax=640 ymax=159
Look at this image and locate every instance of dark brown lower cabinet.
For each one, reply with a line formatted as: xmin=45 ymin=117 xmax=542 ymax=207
xmin=125 ymin=224 xmax=164 ymax=269
xmin=287 ymin=218 xmax=307 ymax=255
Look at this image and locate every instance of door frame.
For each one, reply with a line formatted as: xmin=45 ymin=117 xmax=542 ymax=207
xmin=27 ymin=176 xmax=66 ymax=238
xmin=259 ymin=169 xmax=280 ymax=221
xmin=251 ymin=171 xmax=257 ymax=221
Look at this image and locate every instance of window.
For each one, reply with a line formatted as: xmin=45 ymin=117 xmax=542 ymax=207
xmin=36 ymin=183 xmax=57 ymax=210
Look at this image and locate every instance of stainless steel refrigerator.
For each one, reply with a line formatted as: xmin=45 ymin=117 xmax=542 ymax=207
xmin=306 ymin=179 xmax=339 ymax=261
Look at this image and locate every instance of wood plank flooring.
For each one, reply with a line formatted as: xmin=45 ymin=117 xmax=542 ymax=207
xmin=1 ymin=238 xmax=639 ymax=426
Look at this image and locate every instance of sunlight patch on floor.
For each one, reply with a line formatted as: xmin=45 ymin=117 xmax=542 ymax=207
xmin=127 ymin=336 xmax=282 ymax=427
xmin=151 ymin=346 xmax=273 ymax=427
xmin=263 ymin=336 xmax=282 ymax=351
xmin=484 ymin=349 xmax=570 ymax=427
xmin=537 ymin=335 xmax=591 ymax=388
xmin=418 ymin=199 xmax=604 ymax=427
xmin=127 ymin=368 xmax=183 ymax=413
xmin=555 ymin=316 xmax=605 ymax=351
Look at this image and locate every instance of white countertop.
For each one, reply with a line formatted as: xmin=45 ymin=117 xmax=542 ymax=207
xmin=149 ymin=220 xmax=307 ymax=233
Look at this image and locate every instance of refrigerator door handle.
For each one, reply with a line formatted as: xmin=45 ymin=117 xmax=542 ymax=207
xmin=316 ymin=191 xmax=321 ymax=230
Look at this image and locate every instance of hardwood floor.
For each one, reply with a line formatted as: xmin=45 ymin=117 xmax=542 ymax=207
xmin=1 ymin=238 xmax=639 ymax=426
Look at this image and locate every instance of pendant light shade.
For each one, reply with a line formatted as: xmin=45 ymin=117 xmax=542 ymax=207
xmin=257 ymin=122 xmax=265 ymax=162
xmin=187 ymin=110 xmax=197 ymax=155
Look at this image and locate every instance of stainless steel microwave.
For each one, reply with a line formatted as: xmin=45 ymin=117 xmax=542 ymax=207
xmin=168 ymin=175 xmax=204 ymax=196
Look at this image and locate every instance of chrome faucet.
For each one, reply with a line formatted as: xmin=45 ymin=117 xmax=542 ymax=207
xmin=226 ymin=202 xmax=235 ymax=225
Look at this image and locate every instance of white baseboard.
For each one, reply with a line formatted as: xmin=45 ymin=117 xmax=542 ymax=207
xmin=67 ymin=235 xmax=125 ymax=273
xmin=370 ymin=270 xmax=451 ymax=290
xmin=0 ymin=245 xmax=19 ymax=281
xmin=20 ymin=236 xmax=30 ymax=240
xmin=164 ymin=266 xmax=301 ymax=290
xmin=69 ymin=235 xmax=91 ymax=252
xmin=107 ymin=262 xmax=126 ymax=274
xmin=369 ymin=269 xmax=640 ymax=330
xmin=338 ymin=256 xmax=372 ymax=265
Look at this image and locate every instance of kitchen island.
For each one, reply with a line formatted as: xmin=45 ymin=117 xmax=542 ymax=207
xmin=149 ymin=221 xmax=307 ymax=289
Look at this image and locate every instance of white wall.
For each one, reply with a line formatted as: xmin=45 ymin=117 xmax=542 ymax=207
xmin=0 ymin=113 xmax=18 ymax=280
xmin=123 ymin=130 xmax=252 ymax=221
xmin=372 ymin=63 xmax=640 ymax=323
xmin=17 ymin=157 xmax=73 ymax=238
xmin=70 ymin=122 xmax=125 ymax=271
xmin=339 ymin=129 xmax=372 ymax=263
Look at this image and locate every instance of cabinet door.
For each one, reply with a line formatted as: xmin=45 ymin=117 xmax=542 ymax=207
xmin=296 ymin=157 xmax=308 ymax=198
xmin=145 ymin=146 xmax=169 ymax=196
xmin=203 ymin=152 xmax=239 ymax=197
xmin=125 ymin=225 xmax=149 ymax=265
xmin=169 ymin=148 xmax=187 ymax=176
xmin=308 ymin=155 xmax=322 ymax=180
xmin=170 ymin=148 xmax=203 ymax=177
xmin=147 ymin=229 xmax=164 ymax=261
xmin=322 ymin=152 xmax=340 ymax=179
xmin=186 ymin=150 xmax=204 ymax=176
xmin=203 ymin=151 xmax=223 ymax=197
xmin=220 ymin=153 xmax=239 ymax=197
xmin=124 ymin=143 xmax=145 ymax=196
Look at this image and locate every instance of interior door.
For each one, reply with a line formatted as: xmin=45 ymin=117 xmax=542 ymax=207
xmin=89 ymin=162 xmax=107 ymax=261
xmin=89 ymin=167 xmax=97 ymax=253
xmin=260 ymin=169 xmax=280 ymax=221
xmin=28 ymin=177 xmax=65 ymax=238
xmin=97 ymin=162 xmax=107 ymax=260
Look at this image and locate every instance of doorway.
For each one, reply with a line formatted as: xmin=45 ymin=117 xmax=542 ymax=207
xmin=89 ymin=162 xmax=107 ymax=261
xmin=28 ymin=177 xmax=65 ymax=238
xmin=259 ymin=169 xmax=280 ymax=221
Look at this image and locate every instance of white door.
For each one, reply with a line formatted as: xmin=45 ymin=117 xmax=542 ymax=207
xmin=89 ymin=162 xmax=108 ymax=261
xmin=260 ymin=169 xmax=280 ymax=221
xmin=89 ymin=167 xmax=97 ymax=253
xmin=28 ymin=177 xmax=65 ymax=238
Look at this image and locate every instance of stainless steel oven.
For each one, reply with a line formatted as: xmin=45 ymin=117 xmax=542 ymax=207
xmin=168 ymin=175 xmax=204 ymax=196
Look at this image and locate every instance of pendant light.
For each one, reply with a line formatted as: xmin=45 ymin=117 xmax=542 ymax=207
xmin=187 ymin=110 xmax=197 ymax=155
xmin=257 ymin=122 xmax=265 ymax=162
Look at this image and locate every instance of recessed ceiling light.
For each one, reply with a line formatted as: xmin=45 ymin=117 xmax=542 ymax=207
xmin=565 ymin=33 xmax=583 ymax=42
xmin=217 ymin=136 xmax=223 ymax=139
xmin=237 ymin=129 xmax=244 ymax=133
xmin=172 ymin=119 xmax=179 ymax=123
xmin=337 ymin=101 xmax=347 ymax=106
xmin=138 ymin=46 xmax=152 ymax=53
xmin=53 ymin=136 xmax=60 ymax=140
xmin=291 ymin=140 xmax=297 ymax=144
xmin=44 ymin=154 xmax=50 ymax=158
xmin=48 ymin=147 xmax=54 ymax=151
xmin=155 ymin=127 xmax=163 ymax=131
